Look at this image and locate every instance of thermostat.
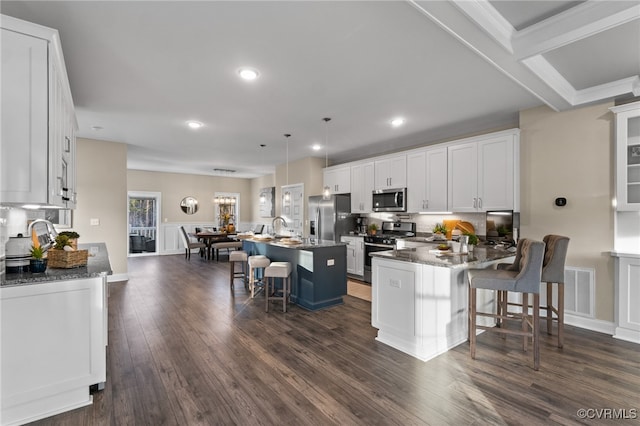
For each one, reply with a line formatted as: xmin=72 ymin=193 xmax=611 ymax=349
xmin=555 ymin=197 xmax=567 ymax=207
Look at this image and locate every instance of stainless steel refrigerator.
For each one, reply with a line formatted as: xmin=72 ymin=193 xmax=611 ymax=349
xmin=308 ymin=194 xmax=356 ymax=243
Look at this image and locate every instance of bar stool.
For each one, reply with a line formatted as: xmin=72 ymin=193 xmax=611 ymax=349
xmin=229 ymin=250 xmax=248 ymax=291
xmin=264 ymin=262 xmax=292 ymax=313
xmin=468 ymin=239 xmax=545 ymax=370
xmin=497 ymin=235 xmax=570 ymax=348
xmin=248 ymin=255 xmax=271 ymax=298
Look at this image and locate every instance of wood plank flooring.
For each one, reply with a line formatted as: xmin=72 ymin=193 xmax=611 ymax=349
xmin=31 ymin=254 xmax=639 ymax=425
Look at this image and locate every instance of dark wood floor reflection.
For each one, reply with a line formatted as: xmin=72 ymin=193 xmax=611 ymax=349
xmin=32 ymin=254 xmax=639 ymax=425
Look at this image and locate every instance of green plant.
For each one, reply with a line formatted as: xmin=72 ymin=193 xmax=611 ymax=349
xmin=464 ymin=232 xmax=479 ymax=246
xmin=54 ymin=234 xmax=72 ymax=250
xmin=59 ymin=231 xmax=80 ymax=239
xmin=368 ymin=223 xmax=378 ymax=233
xmin=432 ymin=223 xmax=447 ymax=234
xmin=30 ymin=245 xmax=45 ymax=259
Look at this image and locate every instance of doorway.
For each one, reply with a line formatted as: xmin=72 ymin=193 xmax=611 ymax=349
xmin=128 ymin=191 xmax=161 ymax=256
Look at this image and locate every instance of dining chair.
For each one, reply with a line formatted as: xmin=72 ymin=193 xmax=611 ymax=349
xmin=468 ymin=239 xmax=545 ymax=370
xmin=179 ymin=226 xmax=206 ymax=260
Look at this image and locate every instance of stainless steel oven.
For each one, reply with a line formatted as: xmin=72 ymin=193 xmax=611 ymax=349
xmin=363 ymin=240 xmax=395 ymax=283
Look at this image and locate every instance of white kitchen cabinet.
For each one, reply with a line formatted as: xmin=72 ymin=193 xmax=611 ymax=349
xmin=323 ymin=165 xmax=351 ymax=195
xmin=612 ymin=252 xmax=640 ymax=343
xmin=374 ymin=154 xmax=406 ymax=190
xmin=611 ymin=102 xmax=640 ymax=211
xmin=0 ymin=15 xmax=77 ymax=208
xmin=407 ymin=147 xmax=447 ymax=213
xmin=351 ymin=161 xmax=374 ymax=213
xmin=448 ymin=130 xmax=518 ymax=212
xmin=341 ymin=235 xmax=364 ymax=277
xmin=1 ymin=276 xmax=107 ymax=425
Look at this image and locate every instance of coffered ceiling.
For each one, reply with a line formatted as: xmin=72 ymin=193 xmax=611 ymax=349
xmin=2 ymin=1 xmax=638 ymax=178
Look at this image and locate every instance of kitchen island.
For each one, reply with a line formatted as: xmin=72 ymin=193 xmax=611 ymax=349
xmin=371 ymin=245 xmax=515 ymax=362
xmin=242 ymin=238 xmax=347 ymax=311
xmin=1 ymin=243 xmax=111 ymax=426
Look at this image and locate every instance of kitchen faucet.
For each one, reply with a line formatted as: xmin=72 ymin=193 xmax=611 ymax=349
xmin=272 ymin=216 xmax=287 ymax=234
xmin=27 ymin=219 xmax=58 ymax=248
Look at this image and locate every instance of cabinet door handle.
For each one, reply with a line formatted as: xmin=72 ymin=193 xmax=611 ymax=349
xmin=478 ymin=198 xmax=483 ymax=209
xmin=473 ymin=198 xmax=477 ymax=208
xmin=426 ymin=200 xmax=429 ymax=209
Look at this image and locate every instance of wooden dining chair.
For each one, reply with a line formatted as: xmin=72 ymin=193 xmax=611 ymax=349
xmin=179 ymin=226 xmax=206 ymax=260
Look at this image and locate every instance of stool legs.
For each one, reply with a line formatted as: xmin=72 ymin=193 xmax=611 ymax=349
xmin=229 ymin=260 xmax=246 ymax=291
xmin=265 ymin=275 xmax=290 ymax=313
xmin=546 ymin=281 xmax=565 ymax=348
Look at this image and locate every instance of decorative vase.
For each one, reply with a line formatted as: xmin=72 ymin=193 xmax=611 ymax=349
xmin=227 ymin=224 xmax=235 ymax=234
xmin=30 ymin=258 xmax=47 ymax=273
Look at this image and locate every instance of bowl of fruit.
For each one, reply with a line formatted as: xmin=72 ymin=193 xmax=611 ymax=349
xmin=437 ymin=243 xmax=450 ymax=251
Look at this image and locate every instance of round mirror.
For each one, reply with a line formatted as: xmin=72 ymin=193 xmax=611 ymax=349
xmin=180 ymin=196 xmax=198 ymax=215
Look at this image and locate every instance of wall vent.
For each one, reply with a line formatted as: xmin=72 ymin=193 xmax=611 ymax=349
xmin=540 ymin=266 xmax=595 ymax=318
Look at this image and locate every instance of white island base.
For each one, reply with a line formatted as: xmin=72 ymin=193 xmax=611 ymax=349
xmin=372 ymin=256 xmax=509 ymax=362
xmin=1 ymin=277 xmax=107 ymax=426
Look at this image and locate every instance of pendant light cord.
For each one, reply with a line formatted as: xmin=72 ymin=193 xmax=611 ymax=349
xmin=323 ymin=117 xmax=331 ymax=167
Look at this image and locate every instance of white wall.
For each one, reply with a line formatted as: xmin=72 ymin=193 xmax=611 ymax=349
xmin=519 ymin=102 xmax=616 ymax=322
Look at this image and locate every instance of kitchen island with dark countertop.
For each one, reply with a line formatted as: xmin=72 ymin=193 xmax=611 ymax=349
xmin=242 ymin=238 xmax=347 ymax=311
xmin=1 ymin=243 xmax=111 ymax=425
xmin=370 ymin=245 xmax=515 ymax=362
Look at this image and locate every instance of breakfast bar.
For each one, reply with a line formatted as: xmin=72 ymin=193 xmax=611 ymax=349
xmin=371 ymin=246 xmax=515 ymax=362
xmin=242 ymin=238 xmax=347 ymax=311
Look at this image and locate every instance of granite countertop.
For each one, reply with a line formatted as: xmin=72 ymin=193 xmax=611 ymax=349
xmin=1 ymin=243 xmax=112 ymax=287
xmin=370 ymin=245 xmax=516 ymax=269
xmin=244 ymin=238 xmax=346 ymax=250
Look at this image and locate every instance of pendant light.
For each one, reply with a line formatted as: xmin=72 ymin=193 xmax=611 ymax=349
xmin=283 ymin=133 xmax=291 ymax=202
xmin=322 ymin=117 xmax=332 ymax=200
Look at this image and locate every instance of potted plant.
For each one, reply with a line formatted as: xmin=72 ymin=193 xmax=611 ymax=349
xmin=432 ymin=223 xmax=447 ymax=240
xmin=368 ymin=223 xmax=378 ymax=235
xmin=58 ymin=231 xmax=80 ymax=250
xmin=464 ymin=232 xmax=479 ymax=251
xmin=29 ymin=245 xmax=47 ymax=273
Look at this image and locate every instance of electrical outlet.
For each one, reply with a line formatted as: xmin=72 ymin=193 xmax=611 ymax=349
xmin=90 ymin=218 xmax=100 ymax=226
xmin=327 ymin=259 xmax=334 ymax=266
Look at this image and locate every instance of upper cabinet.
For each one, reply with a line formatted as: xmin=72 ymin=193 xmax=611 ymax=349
xmin=323 ymin=165 xmax=351 ymax=195
xmin=351 ymin=161 xmax=374 ymax=213
xmin=407 ymin=147 xmax=447 ymax=213
xmin=447 ymin=130 xmax=519 ymax=212
xmin=1 ymin=15 xmax=77 ymax=208
xmin=374 ymin=154 xmax=406 ymax=190
xmin=611 ymin=102 xmax=640 ymax=211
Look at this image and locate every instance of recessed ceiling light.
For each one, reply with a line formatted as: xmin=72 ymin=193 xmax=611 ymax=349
xmin=391 ymin=117 xmax=405 ymax=127
xmin=312 ymin=144 xmax=322 ymax=151
xmin=238 ymin=68 xmax=259 ymax=81
xmin=187 ymin=120 xmax=203 ymax=129
xmin=91 ymin=126 xmax=103 ymax=131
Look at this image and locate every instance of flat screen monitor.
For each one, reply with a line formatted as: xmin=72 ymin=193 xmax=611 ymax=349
xmin=485 ymin=210 xmax=514 ymax=242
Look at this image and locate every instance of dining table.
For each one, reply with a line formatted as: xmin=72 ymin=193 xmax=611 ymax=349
xmin=192 ymin=231 xmax=237 ymax=260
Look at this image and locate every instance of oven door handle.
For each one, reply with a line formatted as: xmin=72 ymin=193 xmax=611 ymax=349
xmin=365 ymin=242 xmax=394 ymax=249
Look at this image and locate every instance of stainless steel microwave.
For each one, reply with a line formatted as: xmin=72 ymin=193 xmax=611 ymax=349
xmin=372 ymin=188 xmax=407 ymax=212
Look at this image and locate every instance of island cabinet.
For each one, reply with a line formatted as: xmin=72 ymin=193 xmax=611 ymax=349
xmin=447 ymin=129 xmax=519 ymax=213
xmin=323 ymin=165 xmax=351 ymax=195
xmin=406 ymin=147 xmax=447 ymax=213
xmin=243 ymin=239 xmax=348 ymax=311
xmin=1 ymin=243 xmax=111 ymax=425
xmin=350 ymin=161 xmax=374 ymax=213
xmin=371 ymin=247 xmax=514 ymax=362
xmin=0 ymin=15 xmax=77 ymax=208
xmin=374 ymin=154 xmax=406 ymax=190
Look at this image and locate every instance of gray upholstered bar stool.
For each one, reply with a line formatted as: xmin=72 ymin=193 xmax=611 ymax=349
xmin=264 ymin=262 xmax=292 ymax=313
xmin=468 ymin=239 xmax=545 ymax=370
xmin=497 ymin=235 xmax=570 ymax=348
xmin=248 ymin=255 xmax=271 ymax=298
xmin=229 ymin=250 xmax=248 ymax=291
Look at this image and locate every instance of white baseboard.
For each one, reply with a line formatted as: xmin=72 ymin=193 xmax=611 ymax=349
xmin=613 ymin=327 xmax=640 ymax=344
xmin=565 ymin=313 xmax=616 ymax=336
xmin=107 ymin=273 xmax=128 ymax=283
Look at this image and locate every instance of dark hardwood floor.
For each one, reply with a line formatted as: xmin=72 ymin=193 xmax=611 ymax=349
xmin=31 ymin=254 xmax=639 ymax=425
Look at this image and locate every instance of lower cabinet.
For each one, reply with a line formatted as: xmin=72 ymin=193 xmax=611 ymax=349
xmin=341 ymin=236 xmax=364 ymax=278
xmin=613 ymin=253 xmax=640 ymax=343
xmin=0 ymin=276 xmax=107 ymax=425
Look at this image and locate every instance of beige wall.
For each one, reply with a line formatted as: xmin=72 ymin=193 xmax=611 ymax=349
xmin=519 ymin=102 xmax=615 ymax=322
xmin=75 ymin=138 xmax=128 ymax=278
xmin=251 ymin=174 xmax=276 ymax=224
xmin=127 ymin=170 xmax=252 ymax=224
